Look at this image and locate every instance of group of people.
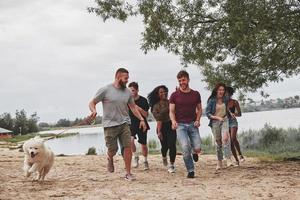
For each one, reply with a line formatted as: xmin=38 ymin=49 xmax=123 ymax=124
xmin=89 ymin=68 xmax=244 ymax=181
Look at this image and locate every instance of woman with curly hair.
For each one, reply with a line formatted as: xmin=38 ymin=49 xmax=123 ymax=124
xmin=148 ymin=85 xmax=177 ymax=173
xmin=227 ymin=86 xmax=245 ymax=165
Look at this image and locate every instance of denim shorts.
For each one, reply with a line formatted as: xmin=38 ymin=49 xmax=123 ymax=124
xmin=228 ymin=118 xmax=238 ymax=128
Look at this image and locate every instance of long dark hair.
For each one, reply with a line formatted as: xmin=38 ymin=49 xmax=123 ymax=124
xmin=207 ymin=83 xmax=227 ymax=103
xmin=147 ymin=85 xmax=169 ymax=112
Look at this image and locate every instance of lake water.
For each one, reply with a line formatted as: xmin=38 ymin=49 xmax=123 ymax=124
xmin=44 ymin=108 xmax=300 ymax=155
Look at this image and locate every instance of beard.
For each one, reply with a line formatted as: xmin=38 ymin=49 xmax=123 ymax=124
xmin=119 ymin=80 xmax=127 ymax=90
xmin=180 ymin=83 xmax=188 ymax=90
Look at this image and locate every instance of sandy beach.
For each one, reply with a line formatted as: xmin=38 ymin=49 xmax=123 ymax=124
xmin=0 ymin=148 xmax=299 ymax=200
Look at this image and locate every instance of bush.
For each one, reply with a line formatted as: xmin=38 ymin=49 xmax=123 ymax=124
xmin=86 ymin=147 xmax=97 ymax=155
xmin=148 ymin=139 xmax=158 ymax=150
xmin=239 ymin=124 xmax=300 ymax=154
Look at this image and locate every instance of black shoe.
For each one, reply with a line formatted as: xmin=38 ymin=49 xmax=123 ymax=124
xmin=192 ymin=153 xmax=199 ymax=162
xmin=187 ymin=171 xmax=195 ymax=178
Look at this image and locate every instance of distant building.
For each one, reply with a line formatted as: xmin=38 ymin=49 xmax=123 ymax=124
xmin=0 ymin=127 xmax=13 ymax=139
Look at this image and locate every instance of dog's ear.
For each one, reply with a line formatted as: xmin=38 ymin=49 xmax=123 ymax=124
xmin=22 ymin=141 xmax=30 ymax=154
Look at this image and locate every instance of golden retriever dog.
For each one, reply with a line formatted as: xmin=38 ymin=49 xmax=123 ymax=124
xmin=23 ymin=136 xmax=54 ymax=181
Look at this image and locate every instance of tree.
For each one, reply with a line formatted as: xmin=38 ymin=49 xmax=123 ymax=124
xmin=27 ymin=112 xmax=39 ymax=133
xmin=38 ymin=122 xmax=50 ymax=128
xmin=14 ymin=109 xmax=29 ymax=135
xmin=88 ymin=0 xmax=300 ymax=91
xmin=0 ymin=113 xmax=14 ymax=130
xmin=56 ymin=119 xmax=71 ymax=127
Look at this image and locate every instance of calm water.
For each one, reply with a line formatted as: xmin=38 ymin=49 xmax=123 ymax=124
xmin=44 ymin=108 xmax=300 ymax=155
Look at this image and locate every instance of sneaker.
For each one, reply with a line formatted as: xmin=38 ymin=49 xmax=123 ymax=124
xmin=239 ymin=155 xmax=245 ymax=163
xmin=133 ymin=156 xmax=139 ymax=168
xmin=168 ymin=165 xmax=176 ymax=173
xmin=192 ymin=153 xmax=199 ymax=162
xmin=187 ymin=171 xmax=195 ymax=178
xmin=216 ymin=160 xmax=222 ymax=170
xmin=124 ymin=173 xmax=136 ymax=181
xmin=144 ymin=161 xmax=149 ymax=170
xmin=107 ymin=158 xmax=114 ymax=173
xmin=162 ymin=157 xmax=168 ymax=167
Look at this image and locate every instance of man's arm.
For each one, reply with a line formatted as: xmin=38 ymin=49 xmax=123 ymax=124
xmin=169 ymin=103 xmax=177 ymax=129
xmin=136 ymin=106 xmax=148 ymax=118
xmin=128 ymin=103 xmax=147 ymax=132
xmin=89 ymin=86 xmax=106 ymax=120
xmin=194 ymin=103 xmax=202 ymax=127
xmin=89 ymin=99 xmax=98 ymax=119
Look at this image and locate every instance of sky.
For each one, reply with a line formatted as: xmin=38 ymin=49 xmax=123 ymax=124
xmin=0 ymin=0 xmax=299 ymax=123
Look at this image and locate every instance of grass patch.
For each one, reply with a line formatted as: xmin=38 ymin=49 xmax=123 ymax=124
xmin=0 ymin=132 xmax=79 ymax=143
xmin=243 ymin=150 xmax=300 ymax=162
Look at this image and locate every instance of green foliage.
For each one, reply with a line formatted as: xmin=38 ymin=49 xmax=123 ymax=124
xmin=242 ymin=95 xmax=300 ymax=112
xmin=89 ymin=0 xmax=300 ymax=91
xmin=2 ymin=133 xmax=38 ymax=143
xmin=239 ymin=124 xmax=300 ymax=154
xmin=200 ymin=136 xmax=215 ymax=154
xmin=56 ymin=118 xmax=71 ymax=127
xmin=86 ymin=147 xmax=97 ymax=155
xmin=148 ymin=138 xmax=158 ymax=150
xmin=0 ymin=113 xmax=14 ymax=130
xmin=0 ymin=110 xmax=39 ymax=135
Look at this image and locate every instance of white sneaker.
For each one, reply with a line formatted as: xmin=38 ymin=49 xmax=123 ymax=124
xmin=216 ymin=160 xmax=222 ymax=170
xmin=144 ymin=161 xmax=149 ymax=170
xmin=133 ymin=156 xmax=139 ymax=168
xmin=125 ymin=173 xmax=136 ymax=181
xmin=239 ymin=155 xmax=245 ymax=163
xmin=168 ymin=165 xmax=176 ymax=173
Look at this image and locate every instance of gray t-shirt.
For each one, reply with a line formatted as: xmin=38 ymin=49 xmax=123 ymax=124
xmin=94 ymin=84 xmax=134 ymax=128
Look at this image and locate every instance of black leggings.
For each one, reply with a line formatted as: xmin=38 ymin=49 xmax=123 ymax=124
xmin=160 ymin=121 xmax=177 ymax=163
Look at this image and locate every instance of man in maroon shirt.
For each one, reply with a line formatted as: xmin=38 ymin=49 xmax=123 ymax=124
xmin=169 ymin=70 xmax=202 ymax=178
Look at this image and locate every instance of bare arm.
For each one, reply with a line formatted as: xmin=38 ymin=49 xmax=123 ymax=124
xmin=194 ymin=103 xmax=202 ymax=127
xmin=136 ymin=105 xmax=148 ymax=118
xmin=235 ymin=100 xmax=242 ymax=117
xmin=128 ymin=103 xmax=147 ymax=132
xmin=156 ymin=121 xmax=163 ymax=140
xmin=128 ymin=103 xmax=144 ymax=121
xmin=169 ymin=103 xmax=177 ymax=129
xmin=89 ymin=99 xmax=98 ymax=119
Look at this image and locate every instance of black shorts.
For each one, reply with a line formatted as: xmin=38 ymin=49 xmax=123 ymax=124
xmin=130 ymin=126 xmax=147 ymax=145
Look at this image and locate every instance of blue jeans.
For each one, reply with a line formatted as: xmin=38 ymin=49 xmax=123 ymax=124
xmin=177 ymin=122 xmax=201 ymax=172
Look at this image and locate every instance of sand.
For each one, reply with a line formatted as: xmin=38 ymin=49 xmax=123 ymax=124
xmin=0 ymin=148 xmax=299 ymax=200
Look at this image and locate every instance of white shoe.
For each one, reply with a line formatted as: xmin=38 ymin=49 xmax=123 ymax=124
xmin=216 ymin=161 xmax=222 ymax=170
xmin=133 ymin=156 xmax=139 ymax=168
xmin=144 ymin=161 xmax=149 ymax=170
xmin=168 ymin=165 xmax=176 ymax=173
xmin=239 ymin=155 xmax=245 ymax=163
xmin=125 ymin=173 xmax=136 ymax=181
